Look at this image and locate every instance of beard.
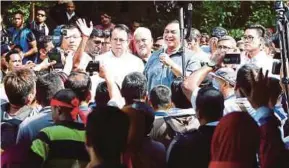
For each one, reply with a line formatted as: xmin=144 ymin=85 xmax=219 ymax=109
xmin=138 ymin=48 xmax=148 ymax=58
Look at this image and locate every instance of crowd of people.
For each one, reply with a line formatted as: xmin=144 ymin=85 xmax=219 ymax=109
xmin=1 ymin=1 xmax=289 ymax=168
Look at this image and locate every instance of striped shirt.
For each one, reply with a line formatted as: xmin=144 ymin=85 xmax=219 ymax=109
xmin=29 ymin=121 xmax=89 ymax=168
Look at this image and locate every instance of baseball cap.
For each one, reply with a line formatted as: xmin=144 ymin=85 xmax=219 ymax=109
xmin=211 ymin=27 xmax=228 ymax=39
xmin=210 ymin=68 xmax=236 ymax=86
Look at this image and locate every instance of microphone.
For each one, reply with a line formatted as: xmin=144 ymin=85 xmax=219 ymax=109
xmin=159 ymin=52 xmax=168 ymax=68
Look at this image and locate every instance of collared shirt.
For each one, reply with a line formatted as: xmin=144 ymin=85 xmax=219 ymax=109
xmin=144 ymin=48 xmax=201 ymax=92
xmin=205 ymin=121 xmax=219 ymax=126
xmin=95 ymin=51 xmax=144 ymax=86
xmin=16 ymin=106 xmax=53 ymax=144
xmin=241 ymin=51 xmax=273 ymax=73
xmin=66 ymin=12 xmax=75 ymax=21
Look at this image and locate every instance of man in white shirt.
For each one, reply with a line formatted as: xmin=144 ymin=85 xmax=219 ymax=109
xmin=242 ymin=24 xmax=273 ymax=72
xmin=96 ymin=24 xmax=144 ymax=86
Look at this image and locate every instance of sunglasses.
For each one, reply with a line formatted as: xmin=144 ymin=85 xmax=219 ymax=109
xmin=153 ymin=44 xmax=162 ymax=48
xmin=37 ymin=13 xmax=46 ymax=17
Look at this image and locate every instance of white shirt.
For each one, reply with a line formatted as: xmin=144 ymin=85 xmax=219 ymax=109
xmin=96 ymin=51 xmax=145 ymax=86
xmin=66 ymin=12 xmax=75 ymax=21
xmin=241 ymin=51 xmax=273 ymax=73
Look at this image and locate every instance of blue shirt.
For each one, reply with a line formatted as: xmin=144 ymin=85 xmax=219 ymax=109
xmin=144 ymin=48 xmax=201 ymax=92
xmin=16 ymin=106 xmax=54 ymax=144
xmin=8 ymin=27 xmax=36 ymax=64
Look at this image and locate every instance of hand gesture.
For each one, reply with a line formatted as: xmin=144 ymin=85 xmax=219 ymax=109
xmin=159 ymin=53 xmax=174 ymax=67
xmin=76 ymin=18 xmax=93 ymax=37
xmin=241 ymin=68 xmax=270 ymax=109
xmin=34 ymin=58 xmax=56 ymax=71
xmin=99 ymin=62 xmax=112 ymax=81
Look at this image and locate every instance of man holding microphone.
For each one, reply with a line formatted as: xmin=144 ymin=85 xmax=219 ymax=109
xmin=144 ymin=20 xmax=201 ymax=92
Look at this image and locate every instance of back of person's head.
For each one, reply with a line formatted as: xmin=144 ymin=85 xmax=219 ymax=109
xmin=36 ymin=72 xmax=64 ymax=106
xmin=94 ymin=81 xmax=110 ymax=107
xmin=51 ymin=89 xmax=80 ymax=121
xmin=122 ymin=102 xmax=154 ymax=152
xmin=64 ymin=71 xmax=91 ymax=102
xmin=210 ymin=112 xmax=260 ymax=167
xmin=236 ymin=64 xmax=260 ymax=97
xmin=149 ymin=85 xmax=172 ymax=110
xmin=196 ymin=87 xmax=224 ymax=122
xmin=171 ymin=78 xmax=192 ymax=109
xmin=4 ymin=68 xmax=36 ymax=106
xmin=268 ymin=77 xmax=282 ymax=107
xmin=121 ymin=72 xmax=147 ymax=105
xmin=86 ymin=106 xmax=129 ymax=165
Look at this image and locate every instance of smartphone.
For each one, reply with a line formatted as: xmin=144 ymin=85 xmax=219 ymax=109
xmin=86 ymin=61 xmax=100 ymax=75
xmin=272 ymin=59 xmax=281 ymax=75
xmin=223 ymin=53 xmax=241 ymax=64
xmin=47 ymin=48 xmax=63 ymax=69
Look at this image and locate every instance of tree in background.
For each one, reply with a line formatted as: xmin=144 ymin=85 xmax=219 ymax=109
xmin=1 ymin=1 xmax=277 ymax=39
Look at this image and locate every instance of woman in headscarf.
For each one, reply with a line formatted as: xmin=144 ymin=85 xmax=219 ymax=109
xmin=209 ymin=112 xmax=260 ymax=168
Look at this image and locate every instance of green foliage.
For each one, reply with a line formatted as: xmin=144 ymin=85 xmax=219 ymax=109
xmin=2 ymin=1 xmax=278 ymax=39
xmin=4 ymin=1 xmax=53 ymax=27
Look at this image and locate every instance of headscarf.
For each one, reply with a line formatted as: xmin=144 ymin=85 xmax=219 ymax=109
xmin=209 ymin=112 xmax=260 ymax=168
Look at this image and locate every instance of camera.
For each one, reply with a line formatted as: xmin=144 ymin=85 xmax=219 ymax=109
xmin=86 ymin=61 xmax=100 ymax=76
xmin=223 ymin=53 xmax=241 ymax=64
xmin=47 ymin=48 xmax=63 ymax=69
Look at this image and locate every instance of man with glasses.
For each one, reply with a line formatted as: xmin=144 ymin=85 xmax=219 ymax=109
xmin=8 ymin=11 xmax=38 ymax=64
xmin=144 ymin=20 xmax=201 ymax=92
xmin=85 ymin=28 xmax=104 ymax=58
xmin=96 ymin=24 xmax=144 ymax=86
xmin=242 ymin=24 xmax=273 ymax=72
xmin=100 ymin=30 xmax=111 ymax=54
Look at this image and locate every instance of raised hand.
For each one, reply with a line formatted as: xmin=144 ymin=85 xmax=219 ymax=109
xmin=241 ymin=68 xmax=270 ymax=109
xmin=76 ymin=18 xmax=93 ymax=37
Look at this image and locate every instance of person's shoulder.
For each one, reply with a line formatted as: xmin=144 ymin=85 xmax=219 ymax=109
xmin=96 ymin=51 xmax=112 ymax=60
xmin=126 ymin=53 xmax=143 ymax=62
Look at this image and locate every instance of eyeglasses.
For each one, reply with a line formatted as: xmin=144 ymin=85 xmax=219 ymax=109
xmin=242 ymin=35 xmax=255 ymax=42
xmin=112 ymin=38 xmax=127 ymax=43
xmin=153 ymin=44 xmax=162 ymax=48
xmin=93 ymin=40 xmax=102 ymax=45
xmin=135 ymin=39 xmax=148 ymax=44
xmin=217 ymin=45 xmax=232 ymax=50
xmin=37 ymin=13 xmax=46 ymax=17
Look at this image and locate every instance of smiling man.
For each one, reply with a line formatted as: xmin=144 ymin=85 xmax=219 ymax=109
xmin=144 ymin=20 xmax=201 ymax=92
xmin=133 ymin=27 xmax=153 ymax=64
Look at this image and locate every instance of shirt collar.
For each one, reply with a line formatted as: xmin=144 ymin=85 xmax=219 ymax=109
xmin=205 ymin=121 xmax=219 ymax=126
xmin=66 ymin=12 xmax=75 ymax=20
xmin=250 ymin=51 xmax=267 ymax=62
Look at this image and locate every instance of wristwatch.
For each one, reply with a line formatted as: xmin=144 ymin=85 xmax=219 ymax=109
xmin=205 ymin=61 xmax=218 ymax=71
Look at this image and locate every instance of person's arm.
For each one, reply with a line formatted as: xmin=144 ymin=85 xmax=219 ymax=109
xmin=73 ymin=18 xmax=93 ymax=70
xmin=23 ymin=40 xmax=38 ymax=58
xmin=99 ymin=63 xmax=122 ymax=101
xmin=159 ymin=53 xmax=182 ymax=77
xmin=182 ymin=66 xmax=213 ymax=101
